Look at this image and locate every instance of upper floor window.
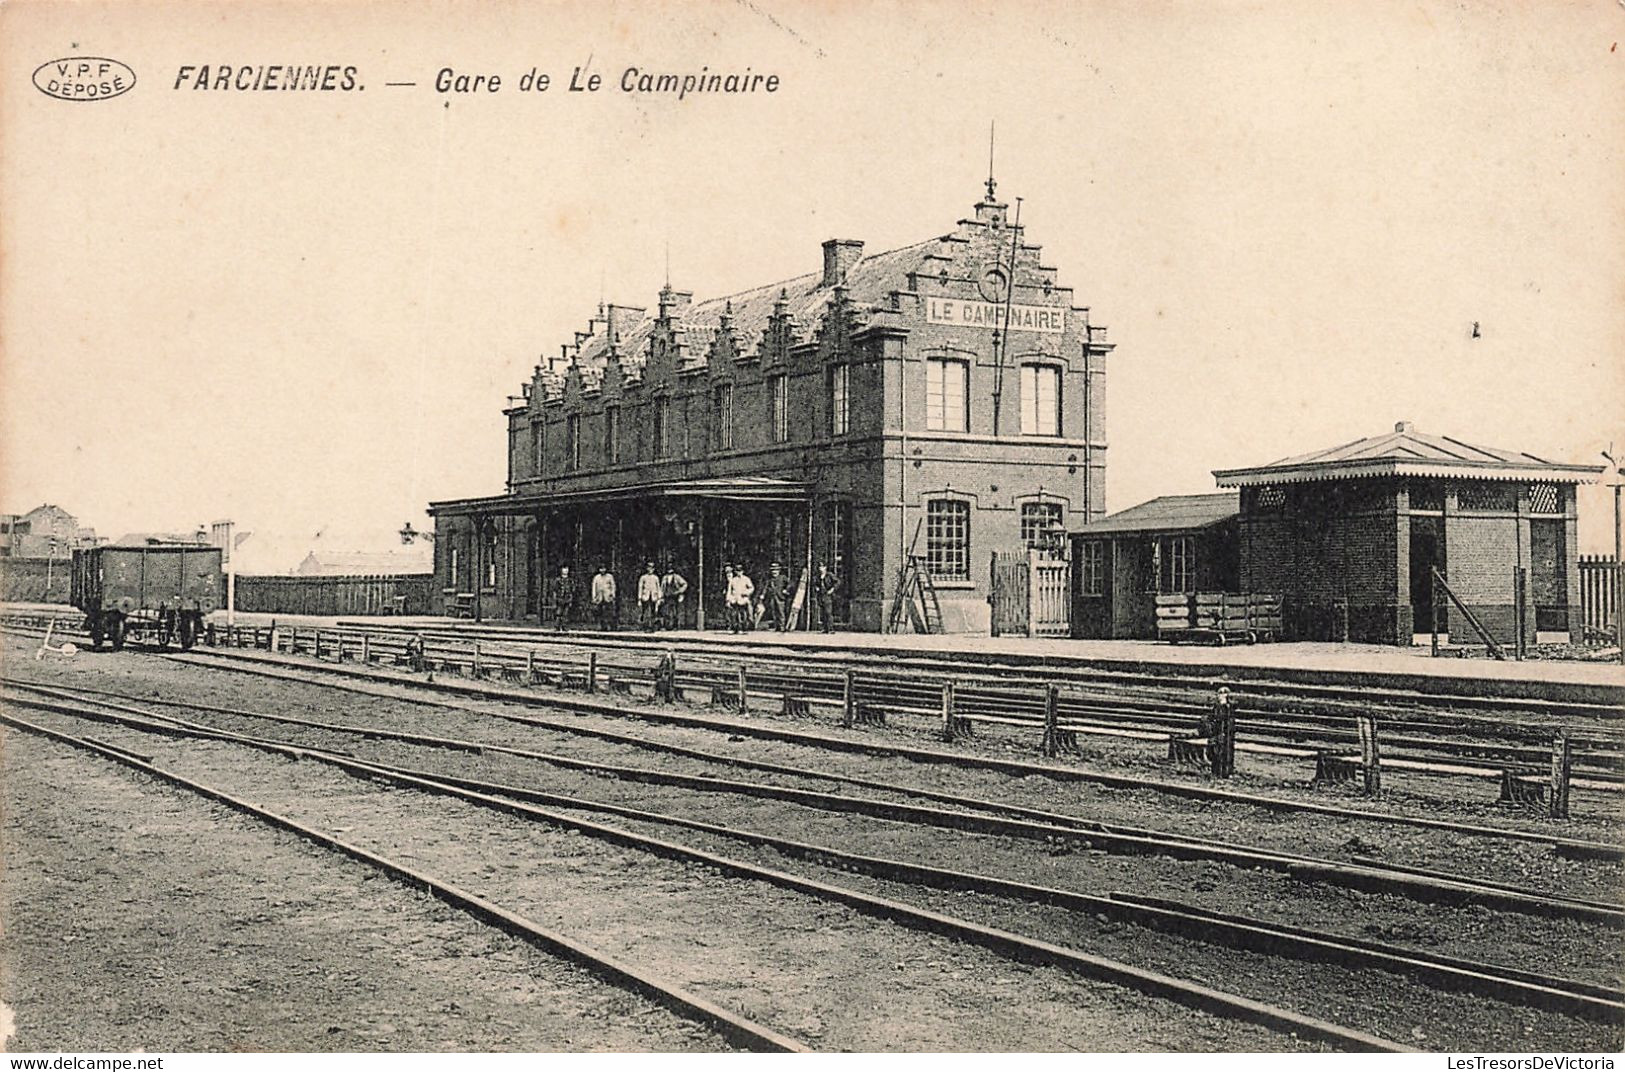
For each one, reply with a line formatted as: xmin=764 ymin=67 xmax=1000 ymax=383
xmin=1020 ymin=364 xmax=1061 ymax=436
xmin=1020 ymin=501 xmax=1064 ymax=549
xmin=926 ymin=357 xmax=969 ymax=432
xmin=926 ymin=499 xmax=971 ymax=581
xmin=769 ymin=374 xmax=789 ymax=443
xmin=532 ymin=418 xmax=546 ymax=476
xmin=714 ymin=384 xmax=735 ymax=449
xmin=828 ymin=364 xmax=850 ymax=437
xmin=604 ymin=405 xmax=621 ymax=464
xmin=565 ymin=414 xmax=581 ymax=471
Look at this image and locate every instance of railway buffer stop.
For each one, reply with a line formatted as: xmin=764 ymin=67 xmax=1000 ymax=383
xmin=1073 ymin=422 xmax=1603 ymax=647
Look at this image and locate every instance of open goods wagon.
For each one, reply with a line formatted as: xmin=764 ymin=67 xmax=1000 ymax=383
xmin=70 ymin=543 xmax=222 ymax=650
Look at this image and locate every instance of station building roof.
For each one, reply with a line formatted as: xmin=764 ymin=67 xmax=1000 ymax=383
xmin=1072 ymin=492 xmax=1239 ymax=537
xmin=1212 ymin=422 xmax=1606 ymax=487
xmin=430 ymin=475 xmax=813 ymax=517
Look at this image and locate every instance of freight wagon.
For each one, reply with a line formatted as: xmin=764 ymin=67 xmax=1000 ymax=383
xmin=70 ymin=543 xmax=222 ymax=650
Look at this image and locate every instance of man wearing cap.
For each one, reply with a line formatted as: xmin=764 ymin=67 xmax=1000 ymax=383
xmin=659 ymin=564 xmax=689 ymax=630
xmin=724 ymin=563 xmax=755 ymax=634
xmin=637 ymin=561 xmax=662 ymax=631
xmin=763 ymin=561 xmax=791 ymax=632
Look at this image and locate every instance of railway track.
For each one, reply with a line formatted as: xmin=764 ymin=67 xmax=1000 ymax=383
xmin=8 ymin=675 xmax=1624 ymax=916
xmin=5 ymin=682 xmax=1622 ymax=1049
xmin=0 ymin=708 xmax=807 ymax=1052
xmin=156 ymin=642 xmax=1625 ymax=851
xmin=10 ymin=611 xmax=1616 ymax=803
xmin=2 ymin=697 xmax=1406 ymax=1053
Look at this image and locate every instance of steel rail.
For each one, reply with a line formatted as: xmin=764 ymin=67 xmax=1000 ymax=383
xmin=6 ymin=678 xmax=1618 ymax=922
xmin=10 ymin=615 xmax=1619 ymax=768
xmin=0 ymin=702 xmax=1411 ymax=1052
xmin=19 ymin=685 xmax=1625 ymax=1018
xmin=210 ymin=622 xmax=1625 ymax=776
xmin=16 ymin=675 xmax=1621 ymax=870
xmin=328 ymin=617 xmax=1625 ymax=719
xmin=6 ymin=682 xmax=1621 ymax=928
xmin=0 ymin=709 xmax=810 ymax=1053
xmin=318 ymin=755 xmax=1625 ymax=1023
xmin=161 ymin=648 xmax=1625 ymax=861
xmin=11 ymin=612 xmax=1618 ymax=730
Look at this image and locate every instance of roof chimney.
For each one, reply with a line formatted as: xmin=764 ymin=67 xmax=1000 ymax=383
xmin=1395 ymin=420 xmax=1414 ymax=434
xmin=822 ymin=239 xmax=864 ymax=288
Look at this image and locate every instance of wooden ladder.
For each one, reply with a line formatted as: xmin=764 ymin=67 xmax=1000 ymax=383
xmin=886 ymin=521 xmax=944 ymax=635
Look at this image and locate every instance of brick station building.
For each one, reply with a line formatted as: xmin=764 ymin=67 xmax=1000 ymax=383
xmin=428 ymin=181 xmax=1113 ymax=630
xmin=1212 ymin=422 xmax=1603 ymax=645
xmin=1075 ymin=423 xmax=1602 ymax=645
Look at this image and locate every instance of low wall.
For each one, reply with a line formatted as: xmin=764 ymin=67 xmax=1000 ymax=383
xmin=235 ymin=573 xmax=434 ymax=616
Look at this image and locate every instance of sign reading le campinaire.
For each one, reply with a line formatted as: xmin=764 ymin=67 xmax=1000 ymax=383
xmin=925 ymin=297 xmax=1066 ymax=334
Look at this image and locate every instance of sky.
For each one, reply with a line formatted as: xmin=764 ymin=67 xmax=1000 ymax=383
xmin=3 ymin=0 xmax=1622 ymax=568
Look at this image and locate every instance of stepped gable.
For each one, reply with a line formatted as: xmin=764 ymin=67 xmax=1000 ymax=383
xmin=521 ymin=236 xmax=941 ymax=402
xmin=674 ymin=237 xmax=940 ymax=359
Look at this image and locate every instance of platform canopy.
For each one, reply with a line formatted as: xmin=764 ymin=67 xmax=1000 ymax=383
xmin=1213 ymin=422 xmax=1606 ymax=488
xmin=428 ymin=475 xmax=814 ymax=517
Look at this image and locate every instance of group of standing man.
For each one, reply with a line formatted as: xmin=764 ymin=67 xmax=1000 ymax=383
xmin=544 ymin=560 xmax=840 ymax=634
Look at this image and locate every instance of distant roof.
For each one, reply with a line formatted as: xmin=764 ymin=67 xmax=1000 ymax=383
xmin=1074 ymin=493 xmax=1239 ymax=536
xmin=1213 ymin=422 xmax=1606 ymax=487
xmin=297 ymin=548 xmax=434 ymax=576
xmin=110 ymin=532 xmax=207 ymax=546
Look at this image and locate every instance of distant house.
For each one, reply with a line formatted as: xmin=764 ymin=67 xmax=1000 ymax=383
xmin=2 ymin=504 xmax=102 ymax=558
xmin=294 ymin=548 xmax=433 ymax=577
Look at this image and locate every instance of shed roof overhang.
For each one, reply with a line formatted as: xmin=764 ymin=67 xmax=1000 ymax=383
xmin=428 ymin=475 xmax=813 ymax=518
xmin=1212 ymin=459 xmax=1605 ymax=488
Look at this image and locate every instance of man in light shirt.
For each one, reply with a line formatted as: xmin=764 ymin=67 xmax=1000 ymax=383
xmin=590 ymin=564 xmax=618 ymax=631
xmin=724 ymin=563 xmax=755 ymax=634
xmin=637 ymin=561 xmax=662 ymax=631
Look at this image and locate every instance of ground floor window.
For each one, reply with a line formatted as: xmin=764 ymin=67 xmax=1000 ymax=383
xmin=484 ymin=530 xmax=498 ymax=588
xmin=1020 ymin=501 xmax=1065 ymax=551
xmin=450 ymin=547 xmax=461 ymax=589
xmin=926 ymin=499 xmax=971 ymax=581
xmin=1079 ymin=540 xmax=1104 ymax=596
xmin=1157 ymin=535 xmax=1193 ymax=594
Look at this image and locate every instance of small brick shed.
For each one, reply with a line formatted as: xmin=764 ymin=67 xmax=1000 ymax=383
xmin=1210 ymin=422 xmax=1604 ymax=645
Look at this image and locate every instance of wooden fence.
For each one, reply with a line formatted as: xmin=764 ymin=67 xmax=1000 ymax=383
xmin=1579 ymin=555 xmax=1619 ymax=643
xmin=234 ymin=573 xmax=434 ymax=617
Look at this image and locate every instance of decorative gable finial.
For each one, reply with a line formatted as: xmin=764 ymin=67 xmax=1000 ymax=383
xmin=985 ymin=120 xmax=997 ymax=201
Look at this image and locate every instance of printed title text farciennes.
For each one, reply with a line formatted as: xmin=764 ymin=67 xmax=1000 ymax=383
xmin=173 ymin=63 xmax=780 ymax=101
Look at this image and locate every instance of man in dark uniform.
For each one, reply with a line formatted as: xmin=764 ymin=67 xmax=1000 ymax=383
xmin=549 ymin=565 xmax=578 ymax=632
xmin=762 ymin=561 xmax=791 ymax=632
xmin=811 ymin=561 xmax=840 ymax=634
